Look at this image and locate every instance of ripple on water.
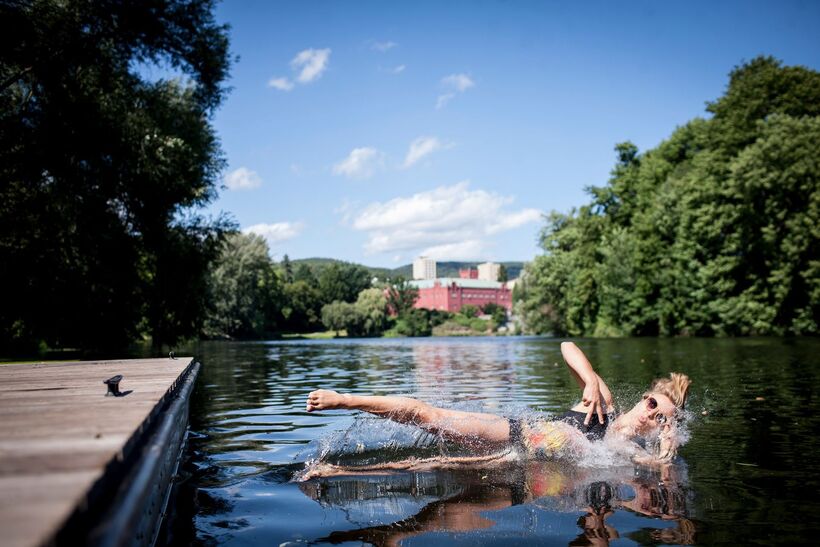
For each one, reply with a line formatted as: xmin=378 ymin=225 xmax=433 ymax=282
xmin=170 ymin=337 xmax=820 ymax=546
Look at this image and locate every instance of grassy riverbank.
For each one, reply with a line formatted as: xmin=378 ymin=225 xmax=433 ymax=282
xmin=281 ymin=331 xmax=341 ymax=340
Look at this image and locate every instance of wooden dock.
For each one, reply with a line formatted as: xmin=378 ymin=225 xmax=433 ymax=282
xmin=0 ymin=357 xmax=200 ymax=547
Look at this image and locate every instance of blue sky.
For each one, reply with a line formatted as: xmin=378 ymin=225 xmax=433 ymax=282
xmin=207 ymin=0 xmax=820 ymax=267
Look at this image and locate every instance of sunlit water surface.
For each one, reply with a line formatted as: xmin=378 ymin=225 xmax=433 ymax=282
xmin=163 ymin=337 xmax=820 ymax=546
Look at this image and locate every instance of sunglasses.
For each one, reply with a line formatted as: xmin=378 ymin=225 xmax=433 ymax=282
xmin=644 ymin=395 xmax=669 ymax=424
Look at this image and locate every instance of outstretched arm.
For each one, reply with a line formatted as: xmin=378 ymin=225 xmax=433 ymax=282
xmin=561 ymin=342 xmax=613 ymax=425
xmin=306 ymin=390 xmax=510 ymax=445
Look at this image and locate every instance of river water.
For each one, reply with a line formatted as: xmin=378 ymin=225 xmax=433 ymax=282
xmin=165 ymin=336 xmax=820 ymax=546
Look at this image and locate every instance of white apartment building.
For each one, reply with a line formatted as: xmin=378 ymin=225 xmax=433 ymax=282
xmin=413 ymin=256 xmax=437 ymax=280
xmin=478 ymin=261 xmax=501 ymax=282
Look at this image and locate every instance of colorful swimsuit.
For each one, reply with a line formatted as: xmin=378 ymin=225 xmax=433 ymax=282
xmin=509 ymin=410 xmax=611 ymax=459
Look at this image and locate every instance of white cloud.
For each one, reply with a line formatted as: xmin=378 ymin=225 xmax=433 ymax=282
xmin=291 ymin=48 xmax=331 ymax=83
xmin=436 ymin=73 xmax=474 ymax=109
xmin=436 ymin=93 xmax=455 ymax=109
xmin=268 ymin=77 xmax=294 ymax=91
xmin=268 ymin=48 xmax=331 ymax=91
xmin=242 ymin=222 xmax=304 ymax=245
xmin=371 ymin=41 xmax=397 ymax=52
xmin=420 ymin=240 xmax=488 ymax=261
xmin=487 ymin=209 xmax=543 ymax=234
xmin=442 ymin=73 xmax=474 ymax=92
xmin=402 ymin=136 xmax=449 ymax=168
xmin=391 ymin=64 xmax=406 ymax=74
xmin=350 ymin=181 xmax=542 ymax=257
xmin=332 ymin=147 xmax=383 ymax=179
xmin=224 ymin=167 xmax=262 ymax=190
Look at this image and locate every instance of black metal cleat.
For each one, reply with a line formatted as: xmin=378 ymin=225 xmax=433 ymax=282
xmin=104 ymin=375 xmax=124 ymax=397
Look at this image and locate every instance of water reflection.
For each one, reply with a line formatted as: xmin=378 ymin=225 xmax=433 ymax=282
xmin=167 ymin=337 xmax=820 ymax=546
xmin=411 ymin=343 xmax=521 ymax=402
xmin=300 ymin=462 xmax=694 ymax=546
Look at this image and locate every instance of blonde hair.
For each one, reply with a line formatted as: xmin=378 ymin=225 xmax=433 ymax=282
xmin=649 ymin=372 xmax=691 ymax=410
xmin=647 ymin=373 xmax=692 ymax=462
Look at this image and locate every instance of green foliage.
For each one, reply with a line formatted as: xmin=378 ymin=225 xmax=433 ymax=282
xmin=498 ymin=264 xmax=509 ymax=282
xmin=394 ymin=309 xmax=433 ymax=337
xmin=437 ymin=314 xmax=490 ymax=335
xmin=470 ymin=317 xmax=490 ymax=332
xmin=318 ymin=262 xmax=372 ymax=303
xmin=385 ymin=306 xmax=448 ymax=338
xmin=0 ymin=0 xmax=231 ymax=352
xmin=482 ymin=302 xmax=508 ymax=325
xmin=386 ymin=277 xmax=419 ymax=315
xmin=321 ymin=288 xmax=389 ymax=338
xmin=354 ymin=288 xmax=390 ymax=336
xmin=433 ymin=309 xmax=452 ymax=326
xmin=281 ymin=280 xmax=322 ymax=332
xmin=519 ymin=57 xmax=819 ymax=337
xmin=281 ymin=254 xmax=294 ymax=283
xmin=321 ymin=300 xmax=360 ymax=336
xmin=292 ymin=263 xmax=319 ymax=286
xmin=459 ymin=304 xmax=479 ymax=318
xmin=203 ymin=233 xmax=280 ymax=339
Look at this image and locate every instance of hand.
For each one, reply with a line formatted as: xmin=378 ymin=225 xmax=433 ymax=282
xmin=306 ymin=389 xmax=347 ymax=412
xmin=582 ymin=379 xmax=605 ymax=426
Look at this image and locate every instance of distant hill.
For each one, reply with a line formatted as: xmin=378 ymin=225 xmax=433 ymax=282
xmin=289 ymin=257 xmax=525 ymax=281
xmin=289 ymin=257 xmax=394 ymax=279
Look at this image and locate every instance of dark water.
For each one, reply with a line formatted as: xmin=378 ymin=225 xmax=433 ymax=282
xmin=166 ymin=337 xmax=820 ymax=546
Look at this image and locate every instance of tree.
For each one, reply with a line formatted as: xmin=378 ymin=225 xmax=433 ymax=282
xmin=321 ymin=301 xmax=360 ymax=337
xmin=320 ymin=288 xmax=389 ymax=337
xmin=355 ymin=288 xmax=389 ymax=336
xmin=459 ymin=304 xmax=479 ymax=318
xmin=395 ymin=309 xmax=433 ymax=337
xmin=318 ymin=263 xmax=348 ymax=304
xmin=498 ymin=264 xmax=509 ymax=282
xmin=0 ymin=0 xmax=231 ymax=352
xmin=386 ymin=276 xmax=419 ymax=316
xmin=293 ymin=263 xmax=318 ymax=286
xmin=518 ymin=57 xmax=820 ymax=337
xmin=282 ymin=280 xmax=322 ymax=332
xmin=203 ymin=233 xmax=280 ymax=339
xmin=318 ymin=262 xmax=372 ymax=304
xmin=281 ymin=254 xmax=294 ymax=283
xmin=706 ymin=56 xmax=820 ymax=154
xmin=482 ymin=302 xmax=508 ymax=325
xmin=706 ymin=114 xmax=820 ymax=334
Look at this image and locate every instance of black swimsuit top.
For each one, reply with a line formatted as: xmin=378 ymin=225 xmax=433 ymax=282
xmin=555 ymin=410 xmax=610 ymax=441
xmin=507 ymin=409 xmax=612 ymax=452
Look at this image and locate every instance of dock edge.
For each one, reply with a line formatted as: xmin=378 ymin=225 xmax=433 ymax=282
xmin=52 ymin=359 xmax=201 ymax=547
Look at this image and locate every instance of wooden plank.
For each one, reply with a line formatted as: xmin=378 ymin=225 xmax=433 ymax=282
xmin=0 ymin=471 xmax=100 ymax=547
xmin=0 ymin=357 xmax=194 ymax=547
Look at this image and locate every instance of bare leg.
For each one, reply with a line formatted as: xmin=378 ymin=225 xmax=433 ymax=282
xmin=298 ymin=451 xmax=517 ymax=481
xmin=307 ymin=390 xmax=510 ymax=446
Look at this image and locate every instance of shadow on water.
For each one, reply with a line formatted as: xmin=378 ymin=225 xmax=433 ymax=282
xmin=160 ymin=336 xmax=820 ymax=546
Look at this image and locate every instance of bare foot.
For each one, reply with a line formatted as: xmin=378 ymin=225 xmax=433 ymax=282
xmin=306 ymin=389 xmax=348 ymax=412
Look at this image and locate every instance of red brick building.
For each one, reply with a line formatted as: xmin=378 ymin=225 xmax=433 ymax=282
xmin=409 ymin=278 xmax=512 ymax=314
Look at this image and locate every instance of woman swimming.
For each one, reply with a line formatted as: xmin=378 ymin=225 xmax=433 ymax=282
xmin=305 ymin=342 xmax=691 ymax=466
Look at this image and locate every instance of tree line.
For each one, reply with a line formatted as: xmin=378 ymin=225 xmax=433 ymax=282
xmin=517 ymin=57 xmax=819 ymax=337
xmin=203 ymin=232 xmax=509 ymax=339
xmin=202 ymin=233 xmax=376 ymax=338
